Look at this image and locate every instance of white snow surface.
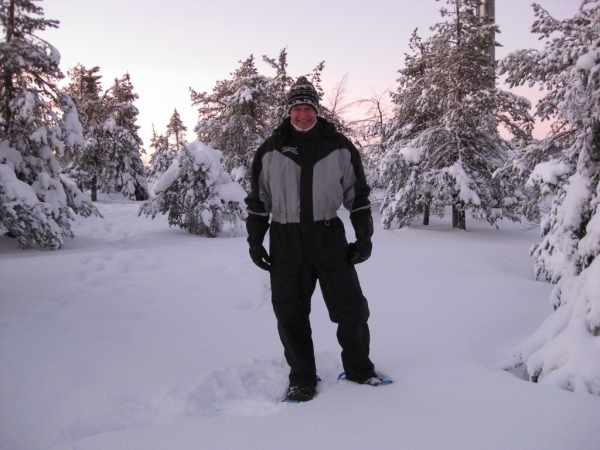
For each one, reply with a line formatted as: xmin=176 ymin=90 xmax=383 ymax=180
xmin=1 ymin=198 xmax=599 ymax=450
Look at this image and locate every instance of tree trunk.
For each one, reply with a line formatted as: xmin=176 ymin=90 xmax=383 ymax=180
xmin=479 ymin=0 xmax=496 ymax=61
xmin=457 ymin=209 xmax=466 ymax=230
xmin=452 ymin=204 xmax=466 ymax=230
xmin=2 ymin=0 xmax=16 ymax=134
xmin=452 ymin=204 xmax=458 ymax=228
xmin=91 ymin=175 xmax=98 ymax=201
xmin=6 ymin=0 xmax=15 ymax=42
xmin=423 ymin=203 xmax=430 ymax=226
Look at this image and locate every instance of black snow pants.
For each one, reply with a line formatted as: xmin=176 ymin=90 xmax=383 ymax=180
xmin=269 ymin=218 xmax=376 ymax=388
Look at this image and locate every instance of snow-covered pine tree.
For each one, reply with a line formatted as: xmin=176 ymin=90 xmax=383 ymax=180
xmin=146 ymin=125 xmax=173 ymax=192
xmin=499 ymin=0 xmax=600 ymax=395
xmin=139 ymin=141 xmax=247 ymax=237
xmin=0 ymin=0 xmax=99 ymax=249
xmin=166 ymin=108 xmax=187 ymax=153
xmin=191 ymin=55 xmax=274 ymax=192
xmin=101 ymin=73 xmax=149 ymax=201
xmin=64 ymin=68 xmax=149 ymax=201
xmin=63 ymin=64 xmax=106 ymax=201
xmin=379 ymin=0 xmax=533 ymax=230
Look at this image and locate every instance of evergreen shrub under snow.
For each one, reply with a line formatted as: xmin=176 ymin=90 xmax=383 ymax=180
xmin=139 ymin=141 xmax=247 ymax=237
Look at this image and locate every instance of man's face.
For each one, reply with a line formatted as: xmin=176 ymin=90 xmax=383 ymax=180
xmin=290 ymin=104 xmax=317 ymax=130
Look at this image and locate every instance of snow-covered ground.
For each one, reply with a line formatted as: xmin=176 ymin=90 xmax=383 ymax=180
xmin=1 ymin=198 xmax=599 ymax=450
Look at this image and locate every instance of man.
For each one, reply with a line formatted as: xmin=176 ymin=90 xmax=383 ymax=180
xmin=245 ymin=76 xmax=388 ymax=403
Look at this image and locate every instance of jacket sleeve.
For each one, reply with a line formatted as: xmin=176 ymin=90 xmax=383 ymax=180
xmin=341 ymin=136 xmax=371 ymax=214
xmin=244 ymin=142 xmax=270 ymax=218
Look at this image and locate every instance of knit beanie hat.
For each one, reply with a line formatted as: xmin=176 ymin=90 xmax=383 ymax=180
xmin=286 ymin=76 xmax=320 ymax=114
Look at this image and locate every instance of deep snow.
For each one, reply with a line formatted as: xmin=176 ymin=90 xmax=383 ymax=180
xmin=1 ymin=198 xmax=599 ymax=450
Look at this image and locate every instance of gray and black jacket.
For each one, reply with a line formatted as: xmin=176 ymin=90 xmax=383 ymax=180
xmin=245 ymin=117 xmax=370 ymax=224
xmin=245 ymin=117 xmax=371 ymax=264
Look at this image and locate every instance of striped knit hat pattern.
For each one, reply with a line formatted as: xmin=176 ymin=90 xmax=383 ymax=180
xmin=286 ymin=76 xmax=320 ymax=114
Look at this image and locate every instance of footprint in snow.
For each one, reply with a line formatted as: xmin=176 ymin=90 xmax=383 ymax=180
xmin=55 ymin=353 xmax=344 ymax=446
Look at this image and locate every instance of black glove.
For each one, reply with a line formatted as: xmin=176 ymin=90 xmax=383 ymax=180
xmin=349 ymin=208 xmax=374 ymax=264
xmin=249 ymin=243 xmax=271 ymax=271
xmin=246 ymin=214 xmax=271 ymax=271
xmin=349 ymin=240 xmax=372 ymax=264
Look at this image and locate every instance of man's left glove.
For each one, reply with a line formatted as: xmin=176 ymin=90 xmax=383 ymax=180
xmin=349 ymin=240 xmax=372 ymax=264
xmin=246 ymin=214 xmax=271 ymax=271
xmin=349 ymin=208 xmax=374 ymax=265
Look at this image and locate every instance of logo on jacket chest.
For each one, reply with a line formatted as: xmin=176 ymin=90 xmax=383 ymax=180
xmin=281 ymin=146 xmax=298 ymax=155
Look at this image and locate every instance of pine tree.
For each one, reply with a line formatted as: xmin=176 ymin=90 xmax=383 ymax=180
xmin=166 ymin=108 xmax=187 ymax=153
xmin=0 ymin=0 xmax=99 ymax=249
xmin=379 ymin=0 xmax=533 ymax=230
xmin=139 ymin=141 xmax=247 ymax=237
xmin=101 ymin=73 xmax=148 ymax=201
xmin=191 ymin=55 xmax=274 ymax=192
xmin=191 ymin=49 xmax=337 ymax=192
xmin=63 ymin=64 xmax=105 ymax=200
xmin=146 ymin=124 xmax=173 ymax=191
xmin=499 ymin=0 xmax=600 ymax=394
xmin=261 ymin=47 xmax=294 ymax=131
xmin=64 ymin=68 xmax=149 ymax=201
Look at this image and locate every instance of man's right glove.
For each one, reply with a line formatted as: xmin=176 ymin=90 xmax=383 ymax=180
xmin=246 ymin=214 xmax=271 ymax=271
xmin=349 ymin=208 xmax=374 ymax=265
xmin=249 ymin=243 xmax=271 ymax=271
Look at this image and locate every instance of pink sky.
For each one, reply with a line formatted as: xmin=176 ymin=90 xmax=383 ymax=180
xmin=40 ymin=0 xmax=581 ymax=155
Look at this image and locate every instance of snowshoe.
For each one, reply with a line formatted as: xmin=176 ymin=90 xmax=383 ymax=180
xmin=337 ymin=372 xmax=393 ymax=386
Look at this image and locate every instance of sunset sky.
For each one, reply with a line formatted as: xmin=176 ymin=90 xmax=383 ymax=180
xmin=40 ymin=0 xmax=581 ymax=157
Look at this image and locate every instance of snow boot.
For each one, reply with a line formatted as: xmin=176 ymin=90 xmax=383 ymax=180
xmin=283 ymin=385 xmax=317 ymax=403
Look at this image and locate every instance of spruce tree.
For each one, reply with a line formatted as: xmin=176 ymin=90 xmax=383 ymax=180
xmin=499 ymin=0 xmax=600 ymax=394
xmin=379 ymin=0 xmax=533 ymax=230
xmin=0 ymin=0 xmax=99 ymax=249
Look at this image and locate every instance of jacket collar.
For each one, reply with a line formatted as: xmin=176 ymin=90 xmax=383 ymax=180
xmin=274 ymin=116 xmax=337 ymax=140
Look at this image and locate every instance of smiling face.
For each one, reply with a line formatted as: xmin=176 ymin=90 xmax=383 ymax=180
xmin=290 ymin=104 xmax=317 ymax=130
